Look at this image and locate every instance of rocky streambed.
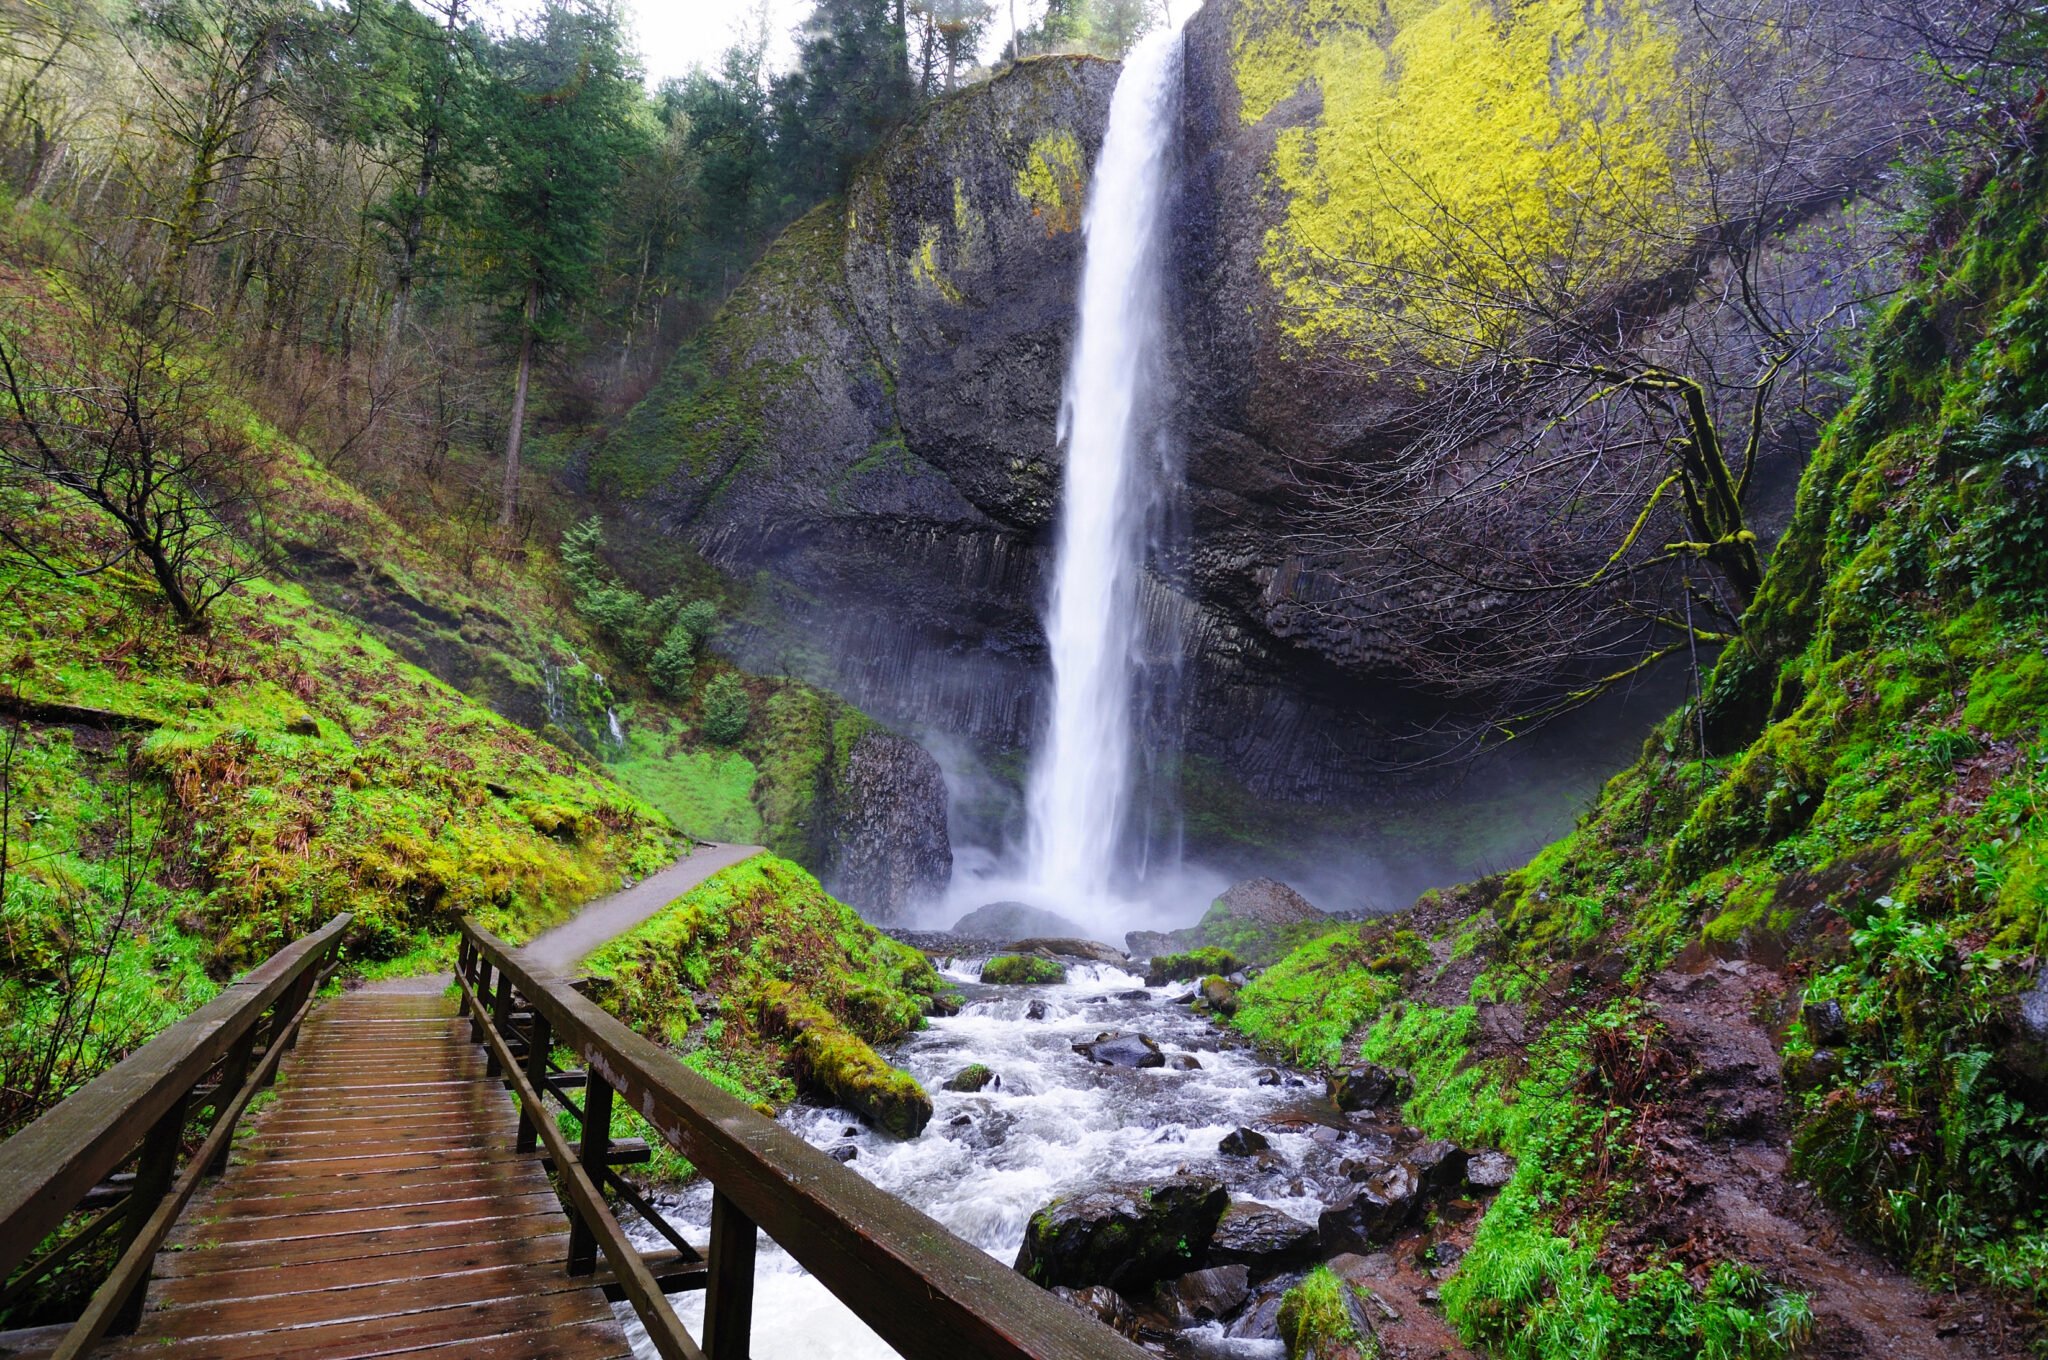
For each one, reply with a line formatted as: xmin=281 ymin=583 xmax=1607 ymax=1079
xmin=617 ymin=945 xmax=1508 ymax=1359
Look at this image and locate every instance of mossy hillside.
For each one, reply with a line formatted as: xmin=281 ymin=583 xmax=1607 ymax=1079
xmin=1228 ymin=0 xmax=1681 ymax=352
xmin=1232 ymin=131 xmax=2048 ymax=1349
xmin=1230 ymin=923 xmax=1424 ymax=1067
xmin=1 ymin=544 xmax=673 ymax=974
xmin=581 ymin=856 xmax=948 ymax=1124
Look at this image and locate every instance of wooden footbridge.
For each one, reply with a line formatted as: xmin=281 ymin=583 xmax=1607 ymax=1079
xmin=0 ymin=915 xmax=1145 ymax=1360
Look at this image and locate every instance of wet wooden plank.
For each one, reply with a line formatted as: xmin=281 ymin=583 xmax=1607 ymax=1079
xmin=111 ymin=990 xmax=627 ymax=1360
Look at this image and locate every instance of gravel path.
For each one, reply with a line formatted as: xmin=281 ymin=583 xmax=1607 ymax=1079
xmin=521 ymin=842 xmax=763 ymax=974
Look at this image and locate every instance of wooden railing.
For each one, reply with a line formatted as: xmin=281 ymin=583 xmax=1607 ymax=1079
xmin=0 ymin=912 xmax=352 ymax=1356
xmin=458 ymin=917 xmax=1149 ymax=1360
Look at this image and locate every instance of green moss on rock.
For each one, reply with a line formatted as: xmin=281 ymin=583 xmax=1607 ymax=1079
xmin=583 ymin=856 xmax=943 ymax=1124
xmin=981 ymin=953 xmax=1067 ymax=984
xmin=1277 ymin=1267 xmax=1373 ymax=1360
xmin=1145 ymin=946 xmax=1240 ymax=985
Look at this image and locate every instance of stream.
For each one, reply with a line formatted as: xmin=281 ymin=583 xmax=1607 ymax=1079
xmin=617 ymin=960 xmax=1347 ymax=1360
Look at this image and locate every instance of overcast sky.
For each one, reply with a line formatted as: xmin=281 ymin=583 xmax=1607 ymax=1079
xmin=624 ymin=0 xmax=1055 ymax=87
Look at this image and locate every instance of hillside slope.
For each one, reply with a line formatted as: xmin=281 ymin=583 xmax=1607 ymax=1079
xmin=1230 ymin=124 xmax=2048 ymax=1357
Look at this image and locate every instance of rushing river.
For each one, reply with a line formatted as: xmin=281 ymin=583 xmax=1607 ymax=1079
xmin=618 ymin=961 xmax=1341 ymax=1360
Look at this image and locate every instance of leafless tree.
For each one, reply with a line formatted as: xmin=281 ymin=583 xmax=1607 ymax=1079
xmin=0 ymin=281 xmax=272 ymax=629
xmin=1278 ymin=0 xmax=1960 ymax=762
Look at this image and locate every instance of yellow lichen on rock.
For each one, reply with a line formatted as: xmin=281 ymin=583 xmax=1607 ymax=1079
xmin=1236 ymin=0 xmax=1684 ymax=353
xmin=1014 ymin=130 xmax=1085 ymax=235
xmin=908 ymin=225 xmax=964 ymax=303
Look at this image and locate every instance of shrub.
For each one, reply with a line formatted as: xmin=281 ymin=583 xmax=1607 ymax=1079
xmin=700 ymin=674 xmax=751 ymax=744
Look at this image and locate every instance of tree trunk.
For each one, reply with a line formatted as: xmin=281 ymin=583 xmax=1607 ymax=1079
xmin=499 ymin=282 xmax=538 ymax=529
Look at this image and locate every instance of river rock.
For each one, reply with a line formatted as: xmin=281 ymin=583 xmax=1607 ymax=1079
xmin=1009 ymin=936 xmax=1127 ymax=965
xmin=1199 ymin=975 xmax=1240 ymax=1016
xmin=1210 ymin=878 xmax=1326 ymax=928
xmin=943 ymin=1063 xmax=995 ymax=1092
xmin=1318 ymin=1162 xmax=1423 ymax=1251
xmin=1465 ymin=1150 xmax=1515 ymax=1189
xmin=1052 ymin=1283 xmax=1135 ymax=1331
xmin=1405 ymin=1139 xmax=1469 ymax=1195
xmin=1802 ymin=997 xmax=1848 ymax=1045
xmin=953 ymin=902 xmax=1090 ymax=940
xmin=1026 ymin=998 xmax=1049 ymax=1020
xmin=1014 ymin=1176 xmax=1230 ymax=1292
xmin=1075 ymin=1033 xmax=1164 ymax=1068
xmin=1207 ymin=1201 xmax=1320 ymax=1275
xmin=1167 ymin=1053 xmax=1202 ymax=1071
xmin=1125 ymin=929 xmax=1186 ymax=960
xmin=1219 ymin=1127 xmax=1269 ymax=1156
xmin=1329 ymin=1062 xmax=1412 ymax=1113
xmin=1160 ymin=1264 xmax=1250 ymax=1324
xmin=824 ymin=731 xmax=951 ymax=922
xmin=1182 ymin=1333 xmax=1287 ymax=1360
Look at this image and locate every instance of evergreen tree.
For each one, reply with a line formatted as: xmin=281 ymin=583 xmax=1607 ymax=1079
xmin=471 ymin=0 xmax=646 ymax=527
xmin=770 ymin=0 xmax=914 ymax=196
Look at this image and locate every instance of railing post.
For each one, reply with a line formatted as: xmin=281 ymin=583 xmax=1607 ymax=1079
xmin=205 ymin=1029 xmax=256 ymax=1176
xmin=466 ymin=940 xmax=491 ymax=1045
xmin=566 ymin=1074 xmax=612 ymax=1275
xmin=108 ymin=1091 xmax=187 ymax=1334
xmin=517 ymin=1010 xmax=551 ymax=1154
xmin=704 ymin=1188 xmax=757 ymax=1360
xmin=481 ymin=969 xmax=508 ymax=1077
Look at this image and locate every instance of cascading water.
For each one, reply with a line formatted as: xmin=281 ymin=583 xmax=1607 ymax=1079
xmin=1023 ymin=25 xmax=1185 ymax=916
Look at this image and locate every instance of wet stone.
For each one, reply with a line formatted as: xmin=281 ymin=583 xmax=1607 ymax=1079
xmin=1075 ymin=1032 xmax=1165 ymax=1068
xmin=1168 ymin=1054 xmax=1203 ymax=1070
xmin=1465 ymin=1149 xmax=1515 ymax=1189
xmin=1803 ymin=997 xmax=1848 ymax=1045
xmin=1053 ymin=1283 xmax=1136 ymax=1331
xmin=1405 ymin=1139 xmax=1469 ymax=1195
xmin=1253 ymin=1068 xmax=1282 ymax=1086
xmin=1118 ymin=989 xmax=1154 ymax=1001
xmin=1015 ymin=1175 xmax=1230 ymax=1293
xmin=827 ymin=1144 xmax=858 ymax=1162
xmin=943 ymin=1063 xmax=996 ymax=1092
xmin=1025 ymin=998 xmax=1049 ymax=1020
xmin=1207 ymin=1201 xmax=1320 ymax=1276
xmin=1161 ymin=1264 xmax=1251 ymax=1324
xmin=1330 ymin=1061 xmax=1412 ymax=1113
xmin=1219 ymin=1127 xmax=1270 ymax=1156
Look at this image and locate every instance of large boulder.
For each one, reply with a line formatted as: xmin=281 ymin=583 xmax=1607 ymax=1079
xmin=1014 ymin=1176 xmax=1230 ymax=1292
xmin=825 ymin=731 xmax=951 ymax=922
xmin=758 ymin=982 xmax=932 ymax=1139
xmin=953 ymin=901 xmax=1092 ymax=941
xmin=1008 ymin=936 xmax=1127 ymax=965
xmin=1192 ymin=879 xmax=1330 ymax=964
xmin=1206 ymin=1200 xmax=1320 ymax=1275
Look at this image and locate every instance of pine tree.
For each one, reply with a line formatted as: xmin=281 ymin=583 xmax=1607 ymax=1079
xmin=470 ymin=0 xmax=646 ymax=527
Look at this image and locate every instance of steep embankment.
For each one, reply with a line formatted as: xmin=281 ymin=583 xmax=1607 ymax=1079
xmin=1230 ymin=130 xmax=2048 ymax=1357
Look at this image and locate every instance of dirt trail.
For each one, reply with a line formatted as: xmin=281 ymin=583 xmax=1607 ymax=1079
xmin=521 ymin=841 xmax=761 ymax=973
xmin=1632 ymin=960 xmax=2031 ymax=1359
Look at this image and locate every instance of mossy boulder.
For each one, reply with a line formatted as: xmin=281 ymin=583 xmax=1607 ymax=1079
xmin=1013 ymin=1175 xmax=1229 ymax=1293
xmin=759 ymin=981 xmax=932 ymax=1138
xmin=1276 ymin=1267 xmax=1374 ymax=1360
xmin=1146 ymin=947 xmax=1238 ymax=986
xmin=982 ymin=953 xmax=1067 ymax=985
xmin=584 ymin=856 xmax=945 ymax=1114
xmin=942 ymin=1063 xmax=995 ymax=1092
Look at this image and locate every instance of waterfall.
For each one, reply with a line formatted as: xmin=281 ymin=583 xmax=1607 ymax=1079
xmin=1024 ymin=26 xmax=1184 ymax=915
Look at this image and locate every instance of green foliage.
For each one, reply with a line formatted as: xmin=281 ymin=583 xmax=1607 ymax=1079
xmin=1147 ymin=946 xmax=1239 ymax=983
xmin=981 ymin=953 xmax=1067 ymax=984
xmin=1276 ymin=1267 xmax=1372 ymax=1360
xmin=1232 ymin=924 xmax=1418 ymax=1067
xmin=583 ymin=856 xmax=945 ymax=1126
xmin=700 ymin=673 xmax=751 ymax=745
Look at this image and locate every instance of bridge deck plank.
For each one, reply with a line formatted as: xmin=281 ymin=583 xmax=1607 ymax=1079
xmin=93 ymin=993 xmax=626 ymax=1360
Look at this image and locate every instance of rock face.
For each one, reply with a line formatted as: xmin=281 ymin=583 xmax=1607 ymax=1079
xmin=602 ymin=4 xmax=1902 ymax=808
xmin=825 ymin=731 xmax=951 ymax=922
xmin=1014 ymin=1175 xmax=1229 ymax=1292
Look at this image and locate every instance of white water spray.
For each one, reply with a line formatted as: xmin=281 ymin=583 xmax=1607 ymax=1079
xmin=1023 ymin=25 xmax=1183 ymax=915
